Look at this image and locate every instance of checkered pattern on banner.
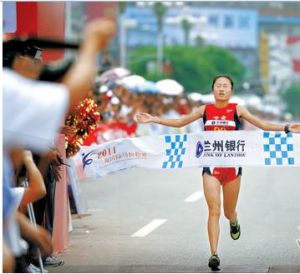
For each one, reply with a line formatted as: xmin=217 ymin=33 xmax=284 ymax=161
xmin=162 ymin=134 xmax=188 ymax=168
xmin=263 ymin=132 xmax=295 ymax=166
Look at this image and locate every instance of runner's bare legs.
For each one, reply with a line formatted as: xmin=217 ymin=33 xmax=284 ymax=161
xmin=223 ymin=176 xmax=241 ymax=222
xmin=203 ymin=173 xmax=221 ymax=254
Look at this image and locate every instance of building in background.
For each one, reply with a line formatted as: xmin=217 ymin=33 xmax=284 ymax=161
xmin=124 ymin=4 xmax=258 ymax=79
xmin=4 ymin=1 xmax=299 ymax=97
xmin=192 ymin=1 xmax=300 ymax=95
xmin=123 ymin=2 xmax=300 ymax=95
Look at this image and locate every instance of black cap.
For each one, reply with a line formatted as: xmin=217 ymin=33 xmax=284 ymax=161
xmin=3 ymin=36 xmax=79 ymax=68
xmin=3 ymin=40 xmax=42 ymax=67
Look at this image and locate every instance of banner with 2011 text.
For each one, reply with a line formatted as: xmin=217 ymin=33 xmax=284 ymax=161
xmin=73 ymin=131 xmax=300 ymax=179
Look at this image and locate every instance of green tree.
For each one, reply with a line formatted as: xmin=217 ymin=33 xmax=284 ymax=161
xmin=128 ymin=45 xmax=245 ymax=93
xmin=281 ymin=84 xmax=300 ymax=118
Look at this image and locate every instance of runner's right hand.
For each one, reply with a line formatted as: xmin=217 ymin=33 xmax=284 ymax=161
xmin=135 ymin=112 xmax=158 ymax=124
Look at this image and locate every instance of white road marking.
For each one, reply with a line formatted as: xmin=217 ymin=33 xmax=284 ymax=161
xmin=131 ymin=219 xmax=167 ymax=237
xmin=184 ymin=191 xmax=204 ymax=202
xmin=298 ymin=225 xmax=300 ymax=231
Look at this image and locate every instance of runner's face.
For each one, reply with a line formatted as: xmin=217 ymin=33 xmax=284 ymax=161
xmin=212 ymin=77 xmax=232 ymax=102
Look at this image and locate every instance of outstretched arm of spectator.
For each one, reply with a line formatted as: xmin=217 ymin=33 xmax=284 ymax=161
xmin=62 ymin=19 xmax=115 ymax=112
xmin=20 ymin=150 xmax=46 ymax=207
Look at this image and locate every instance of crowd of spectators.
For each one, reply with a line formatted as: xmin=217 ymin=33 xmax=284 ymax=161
xmin=83 ymin=81 xmax=204 ymax=145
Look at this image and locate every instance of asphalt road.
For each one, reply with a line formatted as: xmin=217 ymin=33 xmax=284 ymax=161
xmin=48 ymin=167 xmax=300 ymax=273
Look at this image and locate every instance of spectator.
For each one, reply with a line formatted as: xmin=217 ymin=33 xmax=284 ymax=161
xmin=3 ymin=18 xmax=116 ymax=152
xmin=2 ymin=18 xmax=115 ymax=272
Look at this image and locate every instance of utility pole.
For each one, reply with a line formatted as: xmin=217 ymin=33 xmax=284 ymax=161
xmin=118 ymin=2 xmax=127 ymax=67
xmin=153 ymin=2 xmax=167 ymax=76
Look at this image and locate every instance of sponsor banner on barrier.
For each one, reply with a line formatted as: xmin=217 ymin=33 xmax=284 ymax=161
xmin=73 ymin=131 xmax=300 ymax=179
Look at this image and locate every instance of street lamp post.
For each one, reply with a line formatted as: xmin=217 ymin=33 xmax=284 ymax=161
xmin=120 ymin=15 xmax=126 ymax=68
xmin=118 ymin=2 xmax=127 ymax=68
xmin=181 ymin=17 xmax=193 ymax=46
xmin=119 ymin=18 xmax=137 ymax=68
xmin=157 ymin=28 xmax=164 ymax=75
xmin=136 ymin=1 xmax=184 ymax=75
xmin=153 ymin=2 xmax=167 ymax=76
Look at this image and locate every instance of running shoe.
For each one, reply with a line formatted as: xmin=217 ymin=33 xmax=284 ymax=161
xmin=44 ymin=256 xmax=64 ymax=267
xmin=25 ymin=263 xmax=48 ymax=273
xmin=230 ymin=220 xmax=241 ymax=240
xmin=208 ymin=253 xmax=220 ymax=271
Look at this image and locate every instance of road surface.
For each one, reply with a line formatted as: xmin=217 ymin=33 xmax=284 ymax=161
xmin=48 ymin=167 xmax=300 ymax=273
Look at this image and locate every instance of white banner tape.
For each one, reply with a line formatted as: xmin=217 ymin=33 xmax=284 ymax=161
xmin=73 ymin=131 xmax=300 ymax=179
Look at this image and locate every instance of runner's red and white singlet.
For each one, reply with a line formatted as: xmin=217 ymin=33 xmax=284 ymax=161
xmin=202 ymin=103 xmax=242 ymax=185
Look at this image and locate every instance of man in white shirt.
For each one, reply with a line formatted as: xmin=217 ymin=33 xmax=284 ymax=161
xmin=3 ymin=18 xmax=115 ymax=152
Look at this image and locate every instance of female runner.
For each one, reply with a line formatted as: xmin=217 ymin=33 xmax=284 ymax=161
xmin=135 ymin=75 xmax=300 ymax=271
